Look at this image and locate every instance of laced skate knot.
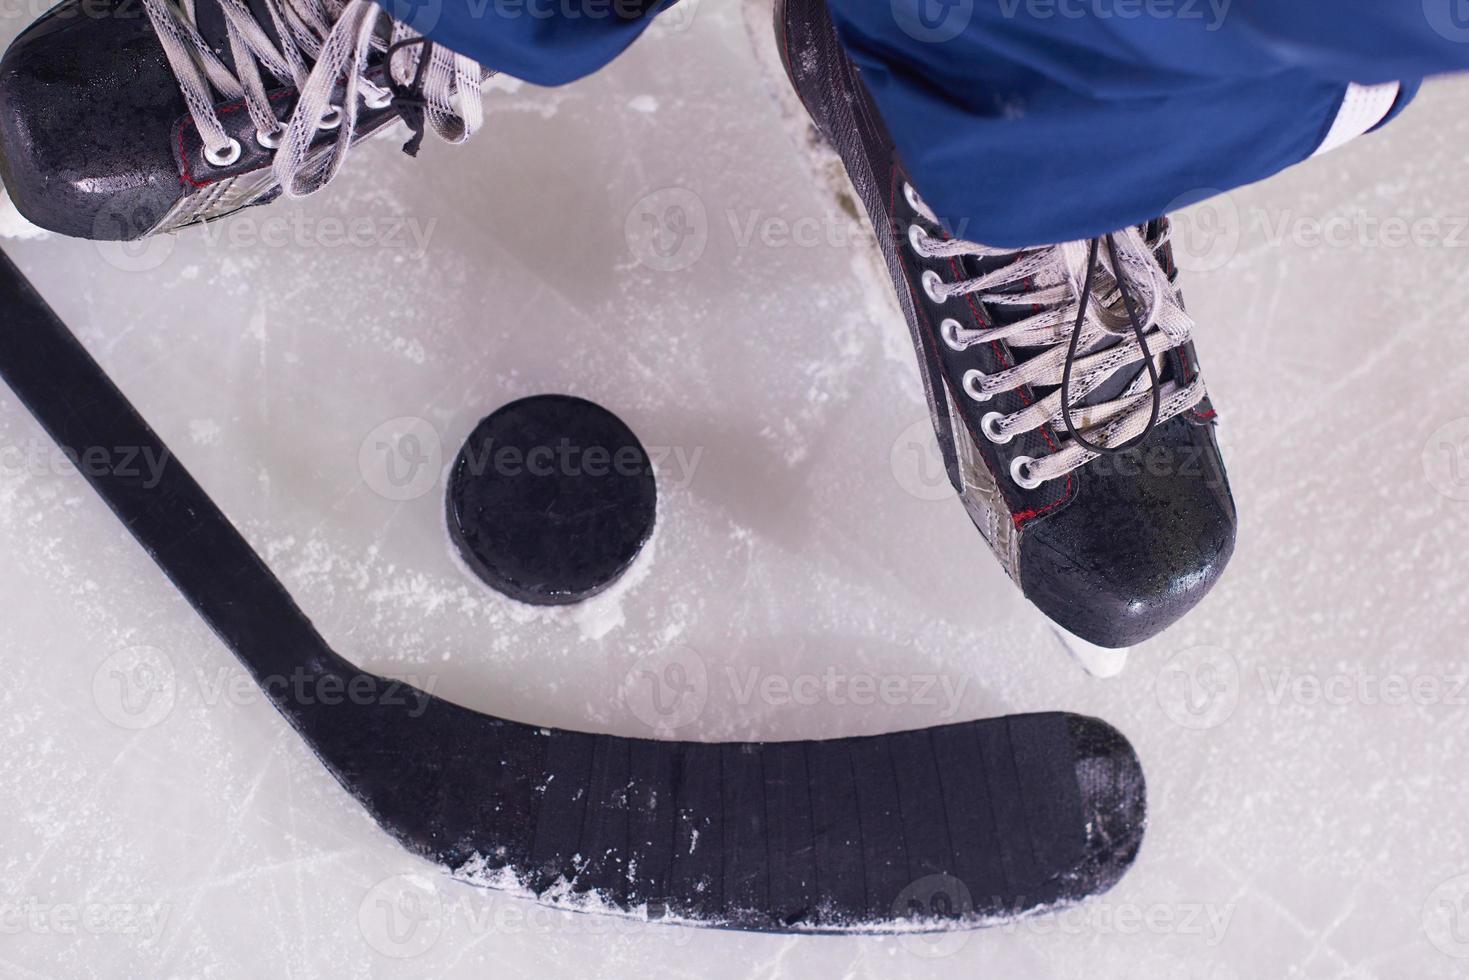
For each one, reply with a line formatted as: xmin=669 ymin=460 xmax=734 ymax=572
xmin=901 ymin=183 xmax=1209 ymax=489
xmin=384 ymin=36 xmax=433 ymax=157
xmin=141 ymin=0 xmax=489 ymax=196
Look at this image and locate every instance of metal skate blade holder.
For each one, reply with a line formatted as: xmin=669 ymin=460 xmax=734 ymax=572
xmin=1055 ymin=626 xmax=1131 ymax=679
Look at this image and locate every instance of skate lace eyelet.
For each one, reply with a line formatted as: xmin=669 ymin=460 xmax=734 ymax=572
xmin=255 ymin=127 xmax=282 ymax=150
xmin=1010 ymin=455 xmax=1043 ymax=490
xmin=981 ymin=411 xmax=1013 ymax=445
xmin=363 ymin=88 xmax=393 ymax=110
xmin=907 ymin=223 xmax=927 ymax=255
xmin=962 ymin=368 xmax=991 ymax=402
xmin=941 ymin=318 xmax=970 ymax=352
xmin=902 ymin=181 xmax=923 ymax=214
xmin=203 ymin=138 xmax=242 ymax=168
xmin=318 ymin=105 xmax=343 ymax=130
xmin=921 ymin=270 xmax=947 ymax=305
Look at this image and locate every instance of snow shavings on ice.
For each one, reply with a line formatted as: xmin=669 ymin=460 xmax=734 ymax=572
xmin=1 ymin=0 xmax=1467 ymax=975
xmin=0 ymin=183 xmax=46 ymax=240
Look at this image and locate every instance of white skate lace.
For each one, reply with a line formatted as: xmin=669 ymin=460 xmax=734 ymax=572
xmin=141 ymin=0 xmax=486 ymax=196
xmin=904 ymin=185 xmax=1208 ymax=490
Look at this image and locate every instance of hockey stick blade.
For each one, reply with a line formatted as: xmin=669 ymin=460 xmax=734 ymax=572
xmin=0 ymin=249 xmax=1145 ymax=933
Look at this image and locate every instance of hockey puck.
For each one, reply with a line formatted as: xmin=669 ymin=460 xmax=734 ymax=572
xmin=447 ymin=395 xmax=656 ymax=606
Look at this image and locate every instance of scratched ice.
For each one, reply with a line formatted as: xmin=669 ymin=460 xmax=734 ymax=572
xmin=2 ymin=3 xmax=1468 ymax=976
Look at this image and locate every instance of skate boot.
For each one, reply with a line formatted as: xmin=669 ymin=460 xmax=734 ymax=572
xmin=772 ymin=0 xmax=1236 ymax=663
xmin=0 ymin=0 xmax=487 ymax=239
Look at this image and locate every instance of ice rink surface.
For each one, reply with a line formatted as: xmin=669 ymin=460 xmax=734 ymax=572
xmin=4 ymin=1 xmax=1469 ymax=976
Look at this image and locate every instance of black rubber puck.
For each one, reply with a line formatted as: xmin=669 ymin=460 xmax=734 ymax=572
xmin=447 ymin=394 xmax=656 ymax=606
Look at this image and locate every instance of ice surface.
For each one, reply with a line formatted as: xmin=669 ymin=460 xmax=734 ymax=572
xmin=3 ymin=1 xmax=1469 ymax=976
xmin=0 ymin=182 xmax=45 ymax=240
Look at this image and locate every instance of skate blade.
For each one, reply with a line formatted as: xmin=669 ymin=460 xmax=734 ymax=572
xmin=1054 ymin=626 xmax=1130 ymax=679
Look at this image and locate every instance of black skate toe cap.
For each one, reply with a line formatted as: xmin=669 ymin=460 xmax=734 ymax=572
xmin=0 ymin=0 xmax=186 ymax=239
xmin=1018 ymin=416 xmax=1236 ymax=649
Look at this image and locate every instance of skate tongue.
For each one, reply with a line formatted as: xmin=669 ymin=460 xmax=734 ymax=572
xmin=192 ymin=0 xmax=289 ymax=77
xmin=957 ymin=239 xmax=1166 ymax=410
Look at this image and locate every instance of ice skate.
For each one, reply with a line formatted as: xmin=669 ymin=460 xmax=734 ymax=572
xmin=766 ymin=0 xmax=1237 ymax=659
xmin=0 ymin=0 xmax=486 ymax=239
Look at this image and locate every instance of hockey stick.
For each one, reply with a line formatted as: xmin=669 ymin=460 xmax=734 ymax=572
xmin=0 ymin=248 xmax=1145 ymax=933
